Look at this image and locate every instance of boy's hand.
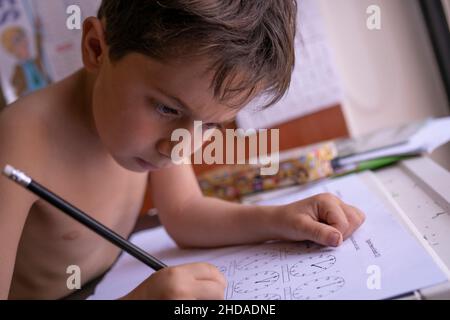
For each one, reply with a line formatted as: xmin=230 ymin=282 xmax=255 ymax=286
xmin=122 ymin=263 xmax=227 ymax=300
xmin=272 ymin=193 xmax=365 ymax=247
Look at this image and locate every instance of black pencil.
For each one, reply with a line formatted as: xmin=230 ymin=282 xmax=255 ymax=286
xmin=3 ymin=165 xmax=167 ymax=271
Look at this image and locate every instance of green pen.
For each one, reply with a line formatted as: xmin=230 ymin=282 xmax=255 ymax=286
xmin=332 ymin=156 xmax=411 ymax=177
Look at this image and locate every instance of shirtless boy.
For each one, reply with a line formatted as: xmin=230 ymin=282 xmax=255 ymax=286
xmin=0 ymin=0 xmax=365 ymax=300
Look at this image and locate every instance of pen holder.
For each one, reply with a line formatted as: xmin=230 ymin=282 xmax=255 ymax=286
xmin=197 ymin=142 xmax=337 ymax=201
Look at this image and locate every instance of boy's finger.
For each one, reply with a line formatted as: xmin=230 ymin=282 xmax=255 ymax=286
xmin=184 ymin=263 xmax=225 ymax=283
xmin=318 ymin=202 xmax=350 ymax=236
xmin=298 ymin=215 xmax=343 ymax=247
xmin=342 ymin=205 xmax=366 ymax=239
xmin=354 ymin=206 xmax=366 ymax=223
xmin=192 ymin=280 xmax=226 ymax=300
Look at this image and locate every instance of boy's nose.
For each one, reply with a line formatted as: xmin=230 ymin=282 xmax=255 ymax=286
xmin=157 ymin=121 xmax=204 ymax=160
xmin=156 ymin=139 xmax=175 ymax=159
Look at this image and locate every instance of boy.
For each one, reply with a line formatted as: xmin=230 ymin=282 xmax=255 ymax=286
xmin=0 ymin=0 xmax=365 ymax=300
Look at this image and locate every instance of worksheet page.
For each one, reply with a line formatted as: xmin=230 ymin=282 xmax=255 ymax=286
xmin=89 ymin=175 xmax=447 ymax=300
xmin=236 ymin=0 xmax=342 ymax=130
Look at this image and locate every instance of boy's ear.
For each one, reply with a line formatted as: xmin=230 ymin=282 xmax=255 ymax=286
xmin=81 ymin=17 xmax=108 ymax=72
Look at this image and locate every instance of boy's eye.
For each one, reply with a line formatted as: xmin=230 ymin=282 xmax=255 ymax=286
xmin=203 ymin=123 xmax=222 ymax=130
xmin=155 ymin=103 xmax=181 ymax=117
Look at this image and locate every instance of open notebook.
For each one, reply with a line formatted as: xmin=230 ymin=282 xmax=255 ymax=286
xmin=88 ymin=173 xmax=448 ymax=300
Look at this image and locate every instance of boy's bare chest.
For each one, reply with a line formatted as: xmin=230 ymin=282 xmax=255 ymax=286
xmin=27 ymin=169 xmax=149 ymax=244
xmin=11 ymin=169 xmax=149 ymax=299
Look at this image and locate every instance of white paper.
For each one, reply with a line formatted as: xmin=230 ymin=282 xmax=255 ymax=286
xmin=236 ymin=0 xmax=342 ymax=130
xmin=0 ymin=0 xmax=101 ymax=105
xmin=30 ymin=0 xmax=101 ymax=82
xmin=89 ymin=175 xmax=447 ymax=300
xmin=335 ymin=117 xmax=450 ymax=166
xmin=0 ymin=0 xmax=39 ymax=103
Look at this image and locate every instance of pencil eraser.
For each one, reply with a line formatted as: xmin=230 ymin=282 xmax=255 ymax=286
xmin=3 ymin=165 xmax=14 ymax=177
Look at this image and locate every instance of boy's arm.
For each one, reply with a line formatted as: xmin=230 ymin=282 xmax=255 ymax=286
xmin=0 ymin=122 xmax=38 ymax=299
xmin=150 ymin=164 xmax=275 ymax=248
xmin=150 ymin=164 xmax=365 ymax=248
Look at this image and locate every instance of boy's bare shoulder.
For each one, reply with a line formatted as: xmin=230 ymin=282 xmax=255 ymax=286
xmin=1 ymin=94 xmax=46 ymax=135
xmin=1 ymin=98 xmax=43 ymax=158
xmin=0 ymin=81 xmax=69 ymax=181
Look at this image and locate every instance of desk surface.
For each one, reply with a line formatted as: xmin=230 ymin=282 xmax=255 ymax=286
xmin=376 ymin=157 xmax=450 ymax=270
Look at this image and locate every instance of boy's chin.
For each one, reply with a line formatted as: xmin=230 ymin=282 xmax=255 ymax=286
xmin=109 ymin=156 xmax=155 ymax=173
xmin=133 ymin=157 xmax=162 ymax=172
xmin=110 ymin=154 xmax=175 ymax=173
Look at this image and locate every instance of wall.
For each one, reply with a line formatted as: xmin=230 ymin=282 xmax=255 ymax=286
xmin=316 ymin=0 xmax=450 ymax=169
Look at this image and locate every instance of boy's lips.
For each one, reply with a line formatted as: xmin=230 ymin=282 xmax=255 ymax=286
xmin=134 ymin=157 xmax=160 ymax=171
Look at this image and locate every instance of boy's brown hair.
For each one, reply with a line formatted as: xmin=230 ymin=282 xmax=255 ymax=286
xmin=98 ymin=0 xmax=297 ymax=109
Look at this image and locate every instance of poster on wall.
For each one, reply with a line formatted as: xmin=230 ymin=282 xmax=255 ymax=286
xmin=0 ymin=0 xmax=101 ymax=108
xmin=236 ymin=0 xmax=343 ymax=130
